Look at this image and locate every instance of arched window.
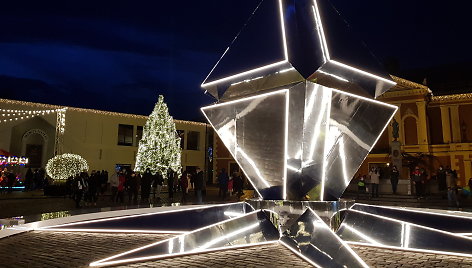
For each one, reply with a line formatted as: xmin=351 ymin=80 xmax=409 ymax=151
xmin=403 ymin=116 xmax=418 ymax=145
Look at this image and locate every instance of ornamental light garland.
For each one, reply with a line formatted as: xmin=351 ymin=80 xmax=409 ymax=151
xmin=134 ymin=95 xmax=182 ymax=178
xmin=46 ymin=153 xmax=88 ymax=181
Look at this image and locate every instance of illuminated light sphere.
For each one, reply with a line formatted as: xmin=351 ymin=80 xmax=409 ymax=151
xmin=46 ymin=153 xmax=89 ymax=181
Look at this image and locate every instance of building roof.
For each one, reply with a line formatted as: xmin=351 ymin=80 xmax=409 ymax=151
xmin=0 ymin=98 xmax=209 ymax=127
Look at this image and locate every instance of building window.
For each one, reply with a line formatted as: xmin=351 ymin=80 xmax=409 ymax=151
xmin=136 ymin=126 xmax=143 ymax=145
xmin=118 ymin=124 xmax=133 ymax=146
xmin=177 ymin=130 xmax=185 ymax=149
xmin=187 ymin=131 xmax=200 ymax=150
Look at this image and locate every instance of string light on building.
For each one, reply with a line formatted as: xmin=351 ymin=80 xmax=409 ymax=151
xmin=0 ymin=108 xmax=65 ymax=124
xmin=46 ymin=153 xmax=88 ymax=181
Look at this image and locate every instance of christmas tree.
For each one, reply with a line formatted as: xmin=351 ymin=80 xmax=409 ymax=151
xmin=134 ymin=95 xmax=182 ymax=178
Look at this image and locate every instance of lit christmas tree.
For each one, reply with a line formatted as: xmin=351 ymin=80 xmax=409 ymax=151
xmin=134 ymin=95 xmax=182 ymax=178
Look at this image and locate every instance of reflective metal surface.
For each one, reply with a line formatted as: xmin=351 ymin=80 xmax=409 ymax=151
xmin=246 ymin=199 xmax=354 ymax=232
xmin=281 ymin=208 xmax=368 ymax=268
xmin=202 ymin=81 xmax=396 ymax=200
xmin=202 ymin=0 xmax=395 ymax=100
xmin=202 ymin=89 xmax=289 ymax=200
xmin=41 ymin=202 xmax=252 ymax=233
xmin=337 ymin=209 xmax=472 ymax=257
xmin=90 ymin=210 xmax=281 ymax=267
xmin=351 ymin=204 xmax=472 ymax=234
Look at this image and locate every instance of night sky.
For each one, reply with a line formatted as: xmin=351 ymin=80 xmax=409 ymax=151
xmin=1 ymin=0 xmax=471 ymax=121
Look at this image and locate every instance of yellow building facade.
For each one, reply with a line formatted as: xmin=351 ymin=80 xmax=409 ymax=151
xmin=358 ymin=76 xmax=472 ymax=191
xmin=0 ymin=99 xmax=211 ymax=177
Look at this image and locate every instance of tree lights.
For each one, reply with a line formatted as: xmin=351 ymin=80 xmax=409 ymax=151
xmin=134 ymin=95 xmax=182 ymax=178
xmin=46 ymin=153 xmax=88 ymax=181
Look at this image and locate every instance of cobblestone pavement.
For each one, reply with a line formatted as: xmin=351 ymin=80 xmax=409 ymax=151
xmin=1 ymin=231 xmax=472 ymax=267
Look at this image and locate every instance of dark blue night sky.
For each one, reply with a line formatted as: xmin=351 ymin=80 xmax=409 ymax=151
xmin=0 ymin=0 xmax=470 ymax=121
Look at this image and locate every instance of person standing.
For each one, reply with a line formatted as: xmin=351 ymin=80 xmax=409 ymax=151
xmin=152 ymin=172 xmax=164 ymax=202
xmin=116 ymin=170 xmax=126 ymax=204
xmin=179 ymin=170 xmax=189 ymax=203
xmin=437 ymin=166 xmax=447 ymax=198
xmin=109 ymin=169 xmax=119 ymax=202
xmin=141 ymin=169 xmax=153 ymax=204
xmin=356 ymin=175 xmax=367 ymax=199
xmin=390 ymin=165 xmax=400 ymax=194
xmin=127 ymin=172 xmax=139 ymax=204
xmin=411 ymin=166 xmax=424 ymax=199
xmin=194 ymin=167 xmax=204 ymax=204
xmin=369 ymin=168 xmax=380 ymax=198
xmin=167 ymin=169 xmax=175 ymax=200
xmin=218 ymin=168 xmax=229 ymax=200
xmin=24 ymin=167 xmax=33 ymax=191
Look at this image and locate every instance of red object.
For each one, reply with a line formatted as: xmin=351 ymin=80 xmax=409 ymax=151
xmin=0 ymin=149 xmax=11 ymax=156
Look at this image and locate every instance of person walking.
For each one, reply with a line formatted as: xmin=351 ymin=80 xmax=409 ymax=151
xmin=167 ymin=169 xmax=175 ymax=200
xmin=369 ymin=167 xmax=380 ymax=198
xmin=390 ymin=165 xmax=400 ymax=194
xmin=194 ymin=167 xmax=204 ymax=204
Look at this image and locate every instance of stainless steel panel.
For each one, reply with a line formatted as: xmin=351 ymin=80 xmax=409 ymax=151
xmin=246 ymin=200 xmax=355 ymax=232
xmin=42 ymin=203 xmax=252 ymax=233
xmin=202 ymin=89 xmax=289 ymax=200
xmin=203 ymin=81 xmax=396 ymax=201
xmin=90 ymin=210 xmax=280 ymax=266
xmin=351 ymin=203 xmax=472 ymax=235
xmin=337 ymin=209 xmax=472 ymax=256
xmin=202 ymin=0 xmax=395 ymax=100
xmin=281 ymin=208 xmax=368 ymax=267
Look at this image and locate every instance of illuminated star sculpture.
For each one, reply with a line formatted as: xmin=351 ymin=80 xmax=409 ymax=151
xmin=31 ymin=0 xmax=472 ymax=267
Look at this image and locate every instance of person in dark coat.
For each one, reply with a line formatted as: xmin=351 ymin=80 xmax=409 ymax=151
xmin=179 ymin=170 xmax=189 ymax=203
xmin=194 ymin=167 xmax=204 ymax=204
xmin=390 ymin=165 xmax=400 ymax=194
xmin=167 ymin=169 xmax=175 ymax=200
xmin=218 ymin=168 xmax=229 ymax=200
xmin=127 ymin=171 xmax=139 ymax=204
xmin=141 ymin=169 xmax=153 ymax=204
xmin=24 ymin=167 xmax=33 ymax=191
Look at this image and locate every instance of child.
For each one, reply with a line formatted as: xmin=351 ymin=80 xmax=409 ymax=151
xmin=357 ymin=175 xmax=366 ymax=199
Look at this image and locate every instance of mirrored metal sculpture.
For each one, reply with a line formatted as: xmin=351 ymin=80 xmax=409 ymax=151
xmin=90 ymin=210 xmax=281 ymax=267
xmin=38 ymin=203 xmax=253 ymax=233
xmin=281 ymin=208 xmax=368 ymax=267
xmin=337 ymin=209 xmax=472 ymax=257
xmin=203 ymin=78 xmax=397 ymax=201
xmin=10 ymin=1 xmax=472 ymax=268
xmin=202 ymin=0 xmax=395 ymax=100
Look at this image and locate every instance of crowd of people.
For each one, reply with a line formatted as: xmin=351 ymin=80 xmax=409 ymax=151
xmin=67 ymin=167 xmax=212 ymax=208
xmin=217 ymin=168 xmax=244 ymax=200
xmin=356 ymin=164 xmax=472 ymax=208
xmin=1 ymin=167 xmax=50 ymax=192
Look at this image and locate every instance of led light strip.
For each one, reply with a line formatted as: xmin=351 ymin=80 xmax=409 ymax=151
xmin=90 ymin=210 xmax=270 ymax=267
xmin=39 ymin=202 xmax=246 ymax=230
xmin=307 ymin=208 xmax=369 ymax=267
xmin=201 ymin=0 xmax=289 ymax=88
xmin=354 ymin=203 xmax=472 ymax=220
xmin=311 ymin=0 xmax=396 ymax=86
xmin=350 ymin=210 xmax=472 ymax=240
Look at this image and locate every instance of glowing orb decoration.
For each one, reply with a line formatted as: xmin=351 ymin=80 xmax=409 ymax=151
xmin=46 ymin=153 xmax=88 ymax=181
